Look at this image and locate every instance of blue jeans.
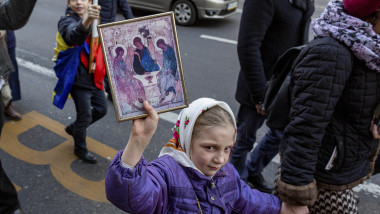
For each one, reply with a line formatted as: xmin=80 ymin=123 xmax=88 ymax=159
xmin=7 ymin=47 xmax=21 ymax=101
xmin=229 ymin=105 xmax=283 ymax=180
xmin=70 ymin=86 xmax=107 ymax=152
xmin=247 ymin=128 xmax=283 ymax=177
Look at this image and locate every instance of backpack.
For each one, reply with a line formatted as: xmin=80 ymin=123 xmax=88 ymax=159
xmin=262 ymin=45 xmax=305 ymax=130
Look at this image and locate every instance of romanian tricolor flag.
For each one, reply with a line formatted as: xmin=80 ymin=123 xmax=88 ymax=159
xmin=52 ymin=32 xmax=105 ymax=109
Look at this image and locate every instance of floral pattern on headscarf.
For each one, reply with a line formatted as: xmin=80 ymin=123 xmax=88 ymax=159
xmin=173 ymin=120 xmax=181 ymax=147
xmin=312 ymin=0 xmax=380 ymax=72
xmin=184 ymin=117 xmax=190 ymax=128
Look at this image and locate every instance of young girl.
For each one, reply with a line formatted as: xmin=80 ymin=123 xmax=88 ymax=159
xmin=105 ymin=98 xmax=282 ymax=213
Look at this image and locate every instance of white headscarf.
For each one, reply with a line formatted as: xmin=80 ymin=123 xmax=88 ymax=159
xmin=159 ymin=98 xmax=237 ymax=174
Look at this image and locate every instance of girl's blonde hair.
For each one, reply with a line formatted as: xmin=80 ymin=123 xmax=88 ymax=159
xmin=191 ymin=106 xmax=235 ymax=140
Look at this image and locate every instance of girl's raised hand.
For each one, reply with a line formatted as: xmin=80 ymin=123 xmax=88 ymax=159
xmin=130 ymin=101 xmax=159 ymax=144
xmin=121 ymin=101 xmax=159 ymax=167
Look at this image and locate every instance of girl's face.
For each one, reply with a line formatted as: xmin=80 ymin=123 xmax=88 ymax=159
xmin=190 ymin=126 xmax=235 ymax=177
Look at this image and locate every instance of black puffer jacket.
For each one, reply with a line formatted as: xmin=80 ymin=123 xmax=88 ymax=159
xmin=277 ymin=37 xmax=380 ymax=206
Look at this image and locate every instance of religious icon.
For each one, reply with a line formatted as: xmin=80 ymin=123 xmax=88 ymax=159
xmin=98 ymin=12 xmax=188 ymax=121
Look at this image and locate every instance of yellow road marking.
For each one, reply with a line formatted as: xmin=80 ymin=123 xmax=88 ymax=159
xmin=1 ymin=111 xmax=118 ymax=203
xmin=13 ymin=183 xmax=21 ymax=192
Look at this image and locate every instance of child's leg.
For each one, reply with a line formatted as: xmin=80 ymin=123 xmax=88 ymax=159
xmin=70 ymin=86 xmax=93 ymax=152
xmin=90 ymin=88 xmax=107 ymax=124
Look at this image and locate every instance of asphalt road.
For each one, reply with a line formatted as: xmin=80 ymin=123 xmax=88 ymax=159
xmin=1 ymin=0 xmax=379 ymax=213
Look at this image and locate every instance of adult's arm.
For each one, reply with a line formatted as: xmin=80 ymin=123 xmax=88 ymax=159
xmin=117 ymin=0 xmax=134 ymax=19
xmin=237 ymin=0 xmax=274 ymax=104
xmin=277 ymin=41 xmax=353 ymax=206
xmin=0 ymin=0 xmax=37 ymax=30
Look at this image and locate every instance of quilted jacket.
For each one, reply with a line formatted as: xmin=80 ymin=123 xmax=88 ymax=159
xmin=106 ymin=151 xmax=281 ymax=214
xmin=277 ymin=37 xmax=380 ymax=206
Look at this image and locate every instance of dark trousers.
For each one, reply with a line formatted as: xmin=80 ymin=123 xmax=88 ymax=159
xmin=0 ymin=96 xmax=20 ymax=213
xmin=229 ymin=105 xmax=283 ymax=180
xmin=374 ymin=153 xmax=380 ymax=175
xmin=69 ymin=86 xmax=107 ymax=153
xmin=7 ymin=47 xmax=21 ymax=102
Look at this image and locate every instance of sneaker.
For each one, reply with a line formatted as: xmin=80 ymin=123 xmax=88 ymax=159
xmin=247 ymin=173 xmax=273 ymax=194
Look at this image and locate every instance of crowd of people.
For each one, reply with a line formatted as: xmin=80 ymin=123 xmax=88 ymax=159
xmin=1 ymin=0 xmax=380 ymax=213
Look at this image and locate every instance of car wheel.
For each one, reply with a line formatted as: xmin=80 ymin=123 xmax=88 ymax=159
xmin=172 ymin=0 xmax=196 ymax=26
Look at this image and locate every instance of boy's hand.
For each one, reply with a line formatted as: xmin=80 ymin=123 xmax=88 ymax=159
xmin=121 ymin=101 xmax=159 ymax=167
xmin=82 ymin=5 xmax=101 ymax=29
xmin=87 ymin=5 xmax=101 ymax=19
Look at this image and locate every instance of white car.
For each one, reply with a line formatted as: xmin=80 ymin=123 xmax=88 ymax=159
xmin=128 ymin=0 xmax=238 ymax=26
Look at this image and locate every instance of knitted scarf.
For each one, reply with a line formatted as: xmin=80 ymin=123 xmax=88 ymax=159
xmin=159 ymin=98 xmax=237 ymax=175
xmin=312 ymin=0 xmax=380 ymax=72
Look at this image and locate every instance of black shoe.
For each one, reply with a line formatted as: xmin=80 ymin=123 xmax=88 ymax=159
xmin=75 ymin=151 xmax=97 ymax=164
xmin=65 ymin=125 xmax=73 ymax=136
xmin=247 ymin=173 xmax=273 ymax=193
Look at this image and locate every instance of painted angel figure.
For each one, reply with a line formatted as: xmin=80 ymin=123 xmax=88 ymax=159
xmin=111 ymin=45 xmax=145 ymax=113
xmin=156 ymin=39 xmax=178 ymax=103
xmin=132 ymin=36 xmax=160 ymax=75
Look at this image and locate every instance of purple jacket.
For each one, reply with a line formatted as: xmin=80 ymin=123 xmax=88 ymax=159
xmin=106 ymin=151 xmax=281 ymax=213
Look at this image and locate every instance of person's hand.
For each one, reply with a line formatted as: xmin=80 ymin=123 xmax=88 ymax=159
xmin=82 ymin=5 xmax=101 ymax=29
xmin=121 ymin=101 xmax=159 ymax=166
xmin=130 ymin=101 xmax=159 ymax=145
xmin=87 ymin=5 xmax=101 ymax=19
xmin=371 ymin=117 xmax=380 ymax=139
xmin=255 ymin=104 xmax=266 ymax=116
xmin=280 ymin=202 xmax=309 ymax=214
